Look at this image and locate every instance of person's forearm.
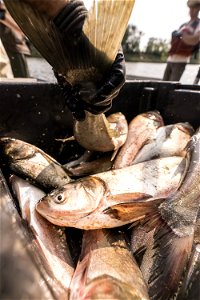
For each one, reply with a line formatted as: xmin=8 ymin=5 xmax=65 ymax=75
xmin=182 ymin=31 xmax=200 ymax=46
xmin=22 ymin=0 xmax=69 ymax=19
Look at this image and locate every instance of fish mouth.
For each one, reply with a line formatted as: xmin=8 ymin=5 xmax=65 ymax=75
xmin=0 ymin=137 xmax=13 ymax=154
xmin=36 ymin=200 xmax=68 ymax=226
xmin=36 ymin=199 xmax=49 ymax=215
xmin=0 ymin=137 xmax=14 ymax=143
xmin=36 ymin=199 xmax=92 ymax=226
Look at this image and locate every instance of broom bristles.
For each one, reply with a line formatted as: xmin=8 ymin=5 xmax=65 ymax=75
xmin=4 ymin=0 xmax=135 ymax=85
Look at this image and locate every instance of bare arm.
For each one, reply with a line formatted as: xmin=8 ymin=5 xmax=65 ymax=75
xmin=182 ymin=31 xmax=200 ymax=46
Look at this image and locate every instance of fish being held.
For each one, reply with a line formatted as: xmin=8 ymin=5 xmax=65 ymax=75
xmin=73 ymin=111 xmax=128 ymax=153
xmin=113 ymin=111 xmax=164 ymax=169
xmin=134 ymin=128 xmax=200 ymax=300
xmin=0 ymin=137 xmax=71 ymax=190
xmin=10 ymin=175 xmax=74 ymax=300
xmin=36 ymin=156 xmax=187 ymax=229
xmin=70 ymin=229 xmax=150 ymax=300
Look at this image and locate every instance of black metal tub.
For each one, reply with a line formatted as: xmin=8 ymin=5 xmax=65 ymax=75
xmin=0 ymin=80 xmax=200 ymax=299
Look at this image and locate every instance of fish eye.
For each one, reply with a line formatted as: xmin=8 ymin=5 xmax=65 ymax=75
xmin=54 ymin=193 xmax=65 ymax=204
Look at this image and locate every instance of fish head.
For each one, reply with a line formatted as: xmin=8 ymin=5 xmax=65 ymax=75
xmin=0 ymin=137 xmax=35 ymax=160
xmin=36 ymin=176 xmax=106 ymax=226
xmin=142 ymin=111 xmax=164 ymax=128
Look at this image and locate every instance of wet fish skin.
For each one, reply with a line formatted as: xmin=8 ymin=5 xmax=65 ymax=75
xmin=133 ymin=122 xmax=194 ymax=164
xmin=176 ymin=242 xmax=200 ymax=300
xmin=159 ymin=128 xmax=200 ymax=235
xmin=10 ymin=175 xmax=74 ymax=300
xmin=174 ymin=209 xmax=200 ymax=300
xmin=0 ymin=137 xmax=71 ymax=190
xmin=131 ymin=225 xmax=155 ymax=273
xmin=66 ymin=155 xmax=113 ymax=177
xmin=36 ymin=156 xmax=186 ymax=229
xmin=70 ymin=229 xmax=150 ymax=300
xmin=139 ymin=128 xmax=200 ymax=300
xmin=74 ymin=112 xmax=128 ymax=152
xmin=113 ymin=111 xmax=164 ymax=169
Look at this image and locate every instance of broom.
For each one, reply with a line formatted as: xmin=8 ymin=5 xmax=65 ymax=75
xmin=4 ymin=0 xmax=135 ymax=151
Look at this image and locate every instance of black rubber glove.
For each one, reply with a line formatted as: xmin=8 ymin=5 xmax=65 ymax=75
xmin=54 ymin=71 xmax=86 ymax=121
xmin=53 ymin=0 xmax=126 ymax=120
xmin=53 ymin=0 xmax=87 ymax=38
xmin=0 ymin=8 xmax=6 ymax=20
xmin=54 ymin=71 xmax=112 ymax=121
xmin=54 ymin=49 xmax=125 ymax=121
xmin=89 ymin=48 xmax=126 ymax=107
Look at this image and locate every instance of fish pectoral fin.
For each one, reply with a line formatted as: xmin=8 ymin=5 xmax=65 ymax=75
xmin=104 ymin=194 xmax=162 ymax=221
xmin=107 ymin=192 xmax=153 ymax=203
xmin=111 ymin=148 xmax=119 ymax=161
xmin=55 ymin=136 xmax=75 ymax=142
xmin=146 ymin=221 xmax=194 ymax=300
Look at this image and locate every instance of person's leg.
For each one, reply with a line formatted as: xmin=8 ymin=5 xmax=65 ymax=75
xmin=7 ymin=52 xmax=30 ymax=78
xmin=193 ymin=67 xmax=200 ymax=84
xmin=170 ymin=63 xmax=186 ymax=81
xmin=0 ymin=39 xmax=13 ymax=78
xmin=162 ymin=62 xmax=172 ymax=81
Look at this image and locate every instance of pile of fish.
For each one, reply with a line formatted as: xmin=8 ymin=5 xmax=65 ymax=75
xmin=0 ymin=111 xmax=199 ymax=300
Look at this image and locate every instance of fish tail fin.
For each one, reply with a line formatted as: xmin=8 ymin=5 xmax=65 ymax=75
xmin=141 ymin=219 xmax=193 ymax=300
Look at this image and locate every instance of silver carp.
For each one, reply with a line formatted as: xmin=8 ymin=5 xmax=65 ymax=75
xmin=74 ymin=112 xmax=128 ymax=152
xmin=36 ymin=156 xmax=186 ymax=229
xmin=136 ymin=128 xmax=200 ymax=300
xmin=0 ymin=137 xmax=71 ymax=190
xmin=133 ymin=122 xmax=194 ymax=164
xmin=10 ymin=175 xmax=74 ymax=300
xmin=113 ymin=111 xmax=164 ymax=169
xmin=70 ymin=229 xmax=150 ymax=300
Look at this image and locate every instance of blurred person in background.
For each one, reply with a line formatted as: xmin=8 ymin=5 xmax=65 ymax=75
xmin=163 ymin=0 xmax=200 ymax=82
xmin=0 ymin=0 xmax=31 ymax=78
xmin=0 ymin=38 xmax=13 ymax=78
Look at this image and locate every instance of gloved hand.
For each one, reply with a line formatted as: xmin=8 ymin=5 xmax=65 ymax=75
xmin=89 ymin=48 xmax=125 ymax=108
xmin=54 ymin=71 xmax=86 ymax=121
xmin=53 ymin=0 xmax=87 ymax=38
xmin=53 ymin=0 xmax=125 ymax=120
xmin=0 ymin=8 xmax=5 ymax=20
xmin=54 ymin=49 xmax=126 ymax=121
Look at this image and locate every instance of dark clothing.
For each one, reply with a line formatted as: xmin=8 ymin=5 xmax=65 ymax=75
xmin=6 ymin=51 xmax=30 ymax=77
xmin=163 ymin=62 xmax=187 ymax=81
xmin=0 ymin=2 xmax=31 ymax=77
xmin=194 ymin=67 xmax=200 ymax=84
